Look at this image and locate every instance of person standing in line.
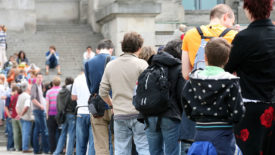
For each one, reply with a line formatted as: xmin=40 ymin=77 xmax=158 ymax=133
xmin=54 ymin=77 xmax=76 ymax=155
xmin=46 ymin=77 xmax=61 ymax=153
xmin=99 ymin=32 xmax=150 ymax=155
xmin=0 ymin=25 xmax=7 ymax=68
xmin=84 ymin=39 xmax=115 ymax=155
xmin=45 ymin=46 xmax=61 ymax=75
xmin=16 ymin=82 xmax=33 ymax=153
xmin=83 ymin=46 xmax=95 ymax=64
xmin=225 ymin=0 xmax=275 ymax=154
xmin=31 ymin=73 xmax=50 ymax=154
xmin=72 ymin=69 xmax=95 ymax=155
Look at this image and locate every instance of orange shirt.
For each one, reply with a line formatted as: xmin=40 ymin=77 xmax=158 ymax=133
xmin=182 ymin=24 xmax=237 ymax=67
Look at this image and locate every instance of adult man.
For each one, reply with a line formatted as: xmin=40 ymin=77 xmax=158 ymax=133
xmin=99 ymin=32 xmax=149 ymax=155
xmin=46 ymin=77 xmax=61 ymax=153
xmin=46 ymin=46 xmax=61 ymax=75
xmin=83 ymin=46 xmax=95 ymax=63
xmin=31 ymin=73 xmax=50 ymax=154
xmin=16 ymin=82 xmax=33 ymax=153
xmin=181 ymin=4 xmax=237 ymax=80
xmin=72 ymin=69 xmax=95 ymax=155
xmin=84 ymin=39 xmax=114 ymax=155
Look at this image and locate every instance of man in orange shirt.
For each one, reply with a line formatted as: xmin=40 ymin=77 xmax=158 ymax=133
xmin=182 ymin=4 xmax=237 ymax=80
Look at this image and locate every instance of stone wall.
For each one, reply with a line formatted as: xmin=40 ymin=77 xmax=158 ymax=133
xmin=0 ymin=0 xmax=36 ymax=33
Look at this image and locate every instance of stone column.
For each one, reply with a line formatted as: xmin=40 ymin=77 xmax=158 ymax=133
xmin=94 ymin=0 xmax=161 ymax=56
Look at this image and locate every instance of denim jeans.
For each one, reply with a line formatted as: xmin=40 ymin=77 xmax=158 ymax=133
xmin=20 ymin=119 xmax=32 ymax=151
xmin=180 ymin=142 xmax=191 ymax=155
xmin=114 ymin=118 xmax=149 ymax=155
xmin=33 ymin=110 xmax=50 ymax=153
xmin=54 ymin=114 xmax=76 ymax=155
xmin=145 ymin=117 xmax=180 ymax=155
xmin=76 ymin=114 xmax=95 ymax=155
xmin=6 ymin=117 xmax=14 ymax=150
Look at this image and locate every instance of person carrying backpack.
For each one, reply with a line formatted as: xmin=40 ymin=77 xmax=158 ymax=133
xmin=181 ymin=4 xmax=237 ymax=80
xmin=53 ymin=77 xmax=76 ymax=155
xmin=135 ymin=39 xmax=185 ymax=155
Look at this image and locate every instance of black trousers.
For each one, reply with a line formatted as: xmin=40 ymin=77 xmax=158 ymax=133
xmin=47 ymin=116 xmax=60 ymax=153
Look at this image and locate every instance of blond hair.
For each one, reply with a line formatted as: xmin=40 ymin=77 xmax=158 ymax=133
xmin=139 ymin=46 xmax=156 ymax=61
xmin=52 ymin=76 xmax=61 ymax=86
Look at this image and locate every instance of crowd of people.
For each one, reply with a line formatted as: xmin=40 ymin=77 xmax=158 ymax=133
xmin=0 ymin=0 xmax=275 ymax=155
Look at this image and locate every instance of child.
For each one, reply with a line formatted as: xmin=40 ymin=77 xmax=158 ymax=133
xmin=0 ymin=74 xmax=6 ymax=126
xmin=182 ymin=38 xmax=245 ymax=155
xmin=28 ymin=70 xmax=37 ymax=85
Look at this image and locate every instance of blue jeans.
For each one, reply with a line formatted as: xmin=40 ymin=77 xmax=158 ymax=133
xmin=114 ymin=118 xmax=149 ymax=155
xmin=76 ymin=114 xmax=95 ymax=155
xmin=33 ymin=110 xmax=50 ymax=153
xmin=6 ymin=117 xmax=14 ymax=150
xmin=54 ymin=114 xmax=76 ymax=155
xmin=145 ymin=117 xmax=180 ymax=155
xmin=180 ymin=142 xmax=192 ymax=155
xmin=20 ymin=119 xmax=32 ymax=151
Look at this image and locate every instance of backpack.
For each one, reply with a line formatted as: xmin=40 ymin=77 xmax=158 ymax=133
xmin=134 ymin=63 xmax=170 ymax=116
xmin=193 ymin=26 xmax=231 ymax=70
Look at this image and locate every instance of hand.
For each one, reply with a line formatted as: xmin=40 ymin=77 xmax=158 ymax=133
xmin=15 ymin=115 xmax=21 ymax=120
xmin=40 ymin=105 xmax=45 ymax=111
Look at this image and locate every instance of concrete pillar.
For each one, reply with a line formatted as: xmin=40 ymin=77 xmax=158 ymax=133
xmin=94 ymin=0 xmax=161 ymax=56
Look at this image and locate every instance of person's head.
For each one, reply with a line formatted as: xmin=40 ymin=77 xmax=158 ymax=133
xmin=243 ymin=0 xmax=273 ymax=22
xmin=52 ymin=77 xmax=61 ymax=86
xmin=9 ymin=56 xmax=15 ymax=62
xmin=205 ymin=37 xmax=231 ymax=68
xmin=210 ymin=4 xmax=235 ymax=28
xmin=179 ymin=24 xmax=187 ymax=32
xmin=36 ymin=72 xmax=43 ymax=84
xmin=12 ymin=85 xmax=20 ymax=95
xmin=18 ymin=51 xmax=26 ymax=59
xmin=139 ymin=46 xmax=156 ymax=62
xmin=30 ymin=70 xmax=36 ymax=78
xmin=163 ymin=39 xmax=183 ymax=60
xmin=0 ymin=25 xmax=7 ymax=32
xmin=49 ymin=45 xmax=56 ymax=52
xmin=65 ymin=77 xmax=74 ymax=86
xmin=86 ymin=46 xmax=92 ymax=52
xmin=121 ymin=32 xmax=144 ymax=54
xmin=96 ymin=39 xmax=114 ymax=54
xmin=19 ymin=69 xmax=25 ymax=75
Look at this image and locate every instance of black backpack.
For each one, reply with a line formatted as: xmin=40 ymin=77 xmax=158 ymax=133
xmin=134 ymin=63 xmax=170 ymax=116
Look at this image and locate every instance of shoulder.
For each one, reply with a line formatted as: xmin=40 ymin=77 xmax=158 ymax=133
xmin=184 ymin=28 xmax=200 ymax=39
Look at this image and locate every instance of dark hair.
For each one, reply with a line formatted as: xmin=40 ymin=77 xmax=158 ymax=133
xmin=97 ymin=39 xmax=114 ymax=50
xmin=49 ymin=45 xmax=56 ymax=51
xmin=243 ymin=0 xmax=273 ymax=20
xmin=12 ymin=85 xmax=20 ymax=92
xmin=121 ymin=32 xmax=144 ymax=53
xmin=205 ymin=38 xmax=231 ymax=67
xmin=210 ymin=4 xmax=234 ymax=20
xmin=87 ymin=46 xmax=92 ymax=50
xmin=65 ymin=77 xmax=74 ymax=85
xmin=18 ymin=51 xmax=26 ymax=59
xmin=163 ymin=39 xmax=182 ymax=60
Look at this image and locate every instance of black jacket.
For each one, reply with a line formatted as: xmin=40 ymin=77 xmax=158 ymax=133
xmin=182 ymin=71 xmax=245 ymax=127
xmin=225 ymin=19 xmax=275 ymax=102
xmin=150 ymin=52 xmax=185 ymax=121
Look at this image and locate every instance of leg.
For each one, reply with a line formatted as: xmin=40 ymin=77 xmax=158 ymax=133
xmin=46 ymin=65 xmax=49 ymax=74
xmin=57 ymin=65 xmax=61 ymax=75
xmin=114 ymin=119 xmax=133 ymax=155
xmin=12 ymin=119 xmax=22 ymax=151
xmin=145 ymin=117 xmax=164 ymax=155
xmin=47 ymin=116 xmax=57 ymax=153
xmin=33 ymin=112 xmax=41 ymax=153
xmin=87 ymin=115 xmax=95 ymax=155
xmin=76 ymin=115 xmax=89 ymax=155
xmin=21 ymin=120 xmax=32 ymax=151
xmin=161 ymin=117 xmax=181 ymax=155
xmin=6 ymin=118 xmax=14 ymax=150
xmin=66 ymin=114 xmax=76 ymax=155
xmin=131 ymin=118 xmax=150 ymax=155
xmin=54 ymin=122 xmax=68 ymax=155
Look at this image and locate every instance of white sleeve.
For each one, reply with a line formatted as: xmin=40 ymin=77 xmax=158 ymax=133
xmin=83 ymin=52 xmax=87 ymax=59
xmin=71 ymin=80 xmax=77 ymax=96
xmin=24 ymin=99 xmax=31 ymax=107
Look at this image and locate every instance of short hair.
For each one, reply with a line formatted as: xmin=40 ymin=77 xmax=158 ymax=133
xmin=12 ymin=85 xmax=20 ymax=92
xmin=52 ymin=77 xmax=61 ymax=86
xmin=49 ymin=45 xmax=56 ymax=51
xmin=121 ymin=32 xmax=144 ymax=53
xmin=205 ymin=38 xmax=231 ymax=67
xmin=139 ymin=46 xmax=156 ymax=61
xmin=87 ymin=46 xmax=92 ymax=49
xmin=243 ymin=0 xmax=273 ymax=20
xmin=210 ymin=4 xmax=234 ymax=20
xmin=65 ymin=77 xmax=74 ymax=85
xmin=97 ymin=39 xmax=114 ymax=50
xmin=163 ymin=39 xmax=182 ymax=60
xmin=19 ymin=82 xmax=28 ymax=92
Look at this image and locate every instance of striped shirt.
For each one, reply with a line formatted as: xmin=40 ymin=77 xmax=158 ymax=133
xmin=46 ymin=86 xmax=61 ymax=116
xmin=0 ymin=31 xmax=6 ymax=48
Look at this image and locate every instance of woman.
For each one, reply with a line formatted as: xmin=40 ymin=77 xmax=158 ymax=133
xmin=17 ymin=51 xmax=29 ymax=66
xmin=224 ymin=0 xmax=275 ymax=154
xmin=0 ymin=25 xmax=7 ymax=68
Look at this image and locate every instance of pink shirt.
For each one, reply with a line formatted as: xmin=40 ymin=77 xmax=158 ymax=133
xmin=46 ymin=86 xmax=61 ymax=116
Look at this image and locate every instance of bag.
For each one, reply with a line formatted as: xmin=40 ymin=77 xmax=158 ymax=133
xmin=134 ymin=63 xmax=170 ymax=116
xmin=193 ymin=27 xmax=231 ymax=70
xmin=88 ymin=55 xmax=111 ymax=117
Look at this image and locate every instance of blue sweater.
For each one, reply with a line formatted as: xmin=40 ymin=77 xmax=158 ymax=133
xmin=84 ymin=53 xmax=115 ymax=94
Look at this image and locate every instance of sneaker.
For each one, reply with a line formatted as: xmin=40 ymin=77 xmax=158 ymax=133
xmin=57 ymin=72 xmax=62 ymax=75
xmin=8 ymin=148 xmax=16 ymax=151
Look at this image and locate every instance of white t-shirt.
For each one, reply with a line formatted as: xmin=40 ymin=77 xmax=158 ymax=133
xmin=83 ymin=51 xmax=95 ymax=62
xmin=72 ymin=73 xmax=90 ymax=114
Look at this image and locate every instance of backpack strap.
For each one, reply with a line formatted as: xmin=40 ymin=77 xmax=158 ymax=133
xmin=219 ymin=28 xmax=231 ymax=37
xmin=196 ymin=27 xmax=213 ymax=39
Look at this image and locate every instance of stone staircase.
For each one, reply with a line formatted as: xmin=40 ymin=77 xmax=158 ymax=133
xmin=6 ymin=24 xmax=103 ymax=83
xmin=0 ymin=125 xmax=6 ymax=147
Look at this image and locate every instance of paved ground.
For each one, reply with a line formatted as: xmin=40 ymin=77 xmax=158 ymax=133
xmin=0 ymin=147 xmax=33 ymax=155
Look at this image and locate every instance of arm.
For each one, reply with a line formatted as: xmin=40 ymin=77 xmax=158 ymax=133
xmin=182 ymin=51 xmax=192 ymax=80
xmin=99 ymin=69 xmax=112 ymax=106
xmin=46 ymin=92 xmax=50 ymax=118
xmin=71 ymin=95 xmax=77 ymax=101
xmin=54 ymin=52 xmax=59 ymax=60
xmin=84 ymin=62 xmax=92 ymax=94
xmin=19 ymin=106 xmax=29 ymax=117
xmin=229 ymin=83 xmax=246 ymax=123
xmin=71 ymin=82 xmax=78 ymax=101
xmin=31 ymin=85 xmax=44 ymax=110
xmin=46 ymin=51 xmax=52 ymax=60
xmin=4 ymin=106 xmax=11 ymax=118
